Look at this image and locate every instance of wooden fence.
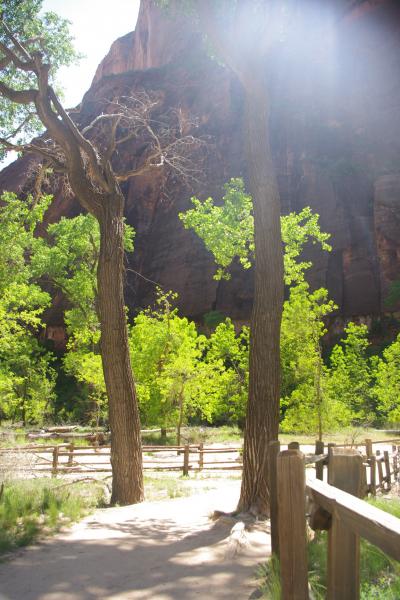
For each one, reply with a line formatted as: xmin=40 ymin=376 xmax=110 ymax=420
xmin=270 ymin=441 xmax=400 ymax=600
xmin=0 ymin=443 xmax=243 ymax=477
xmin=1 ymin=436 xmax=398 ymax=482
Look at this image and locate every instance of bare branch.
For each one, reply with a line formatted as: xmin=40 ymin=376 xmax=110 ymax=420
xmin=1 ymin=19 xmax=33 ymax=63
xmin=104 ymin=115 xmax=121 ymax=161
xmin=81 ymin=112 xmax=124 ymax=136
xmin=0 ymin=39 xmax=33 ymax=72
xmin=48 ymin=87 xmax=111 ymax=194
xmin=1 ymin=111 xmax=36 ymax=141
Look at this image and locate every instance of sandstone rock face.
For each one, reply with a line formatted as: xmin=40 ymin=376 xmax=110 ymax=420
xmin=374 ymin=175 xmax=400 ymax=309
xmin=92 ymin=1 xmax=197 ymax=82
xmin=1 ymin=0 xmax=400 ymax=330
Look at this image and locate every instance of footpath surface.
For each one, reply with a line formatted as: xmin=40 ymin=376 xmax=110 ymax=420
xmin=0 ymin=480 xmax=270 ymax=600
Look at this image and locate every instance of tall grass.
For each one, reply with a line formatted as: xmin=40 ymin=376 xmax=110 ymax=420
xmin=0 ymin=479 xmax=105 ymax=555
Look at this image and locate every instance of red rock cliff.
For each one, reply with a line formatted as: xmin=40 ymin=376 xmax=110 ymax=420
xmin=1 ymin=0 xmax=400 ymax=332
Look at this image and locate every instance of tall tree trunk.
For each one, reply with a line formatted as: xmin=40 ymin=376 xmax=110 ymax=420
xmin=315 ymin=344 xmax=323 ymax=442
xmin=97 ymin=191 xmax=144 ymax=505
xmin=238 ymin=76 xmax=284 ymax=516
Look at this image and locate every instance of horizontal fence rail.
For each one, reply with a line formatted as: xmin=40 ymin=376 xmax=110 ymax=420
xmin=0 ymin=443 xmax=244 ymax=477
xmin=1 ymin=436 xmax=399 ymax=481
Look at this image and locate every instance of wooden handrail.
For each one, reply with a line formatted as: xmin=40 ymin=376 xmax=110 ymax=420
xmin=307 ymin=478 xmax=400 ymax=562
xmin=276 ymin=446 xmax=400 ymax=599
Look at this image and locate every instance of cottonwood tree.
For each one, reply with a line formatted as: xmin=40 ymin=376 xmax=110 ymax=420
xmin=0 ymin=12 xmax=204 ymax=504
xmin=327 ymin=323 xmax=376 ymax=424
xmin=129 ymin=290 xmax=204 ymax=443
xmin=181 ymin=176 xmax=335 ymax=510
xmin=165 ymin=0 xmax=360 ymax=515
xmin=158 ymin=0 xmax=291 ymax=515
xmin=196 ymin=0 xmax=284 ymax=517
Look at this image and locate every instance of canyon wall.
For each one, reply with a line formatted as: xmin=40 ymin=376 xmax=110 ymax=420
xmin=1 ymin=0 xmax=400 ymax=336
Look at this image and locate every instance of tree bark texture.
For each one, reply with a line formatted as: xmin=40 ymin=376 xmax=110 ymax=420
xmin=238 ymin=76 xmax=284 ymax=516
xmin=0 ymin=27 xmax=145 ymax=506
xmin=97 ymin=192 xmax=144 ymax=505
xmin=196 ymin=2 xmax=285 ymax=516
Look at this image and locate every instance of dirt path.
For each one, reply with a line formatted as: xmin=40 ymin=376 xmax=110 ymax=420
xmin=0 ymin=480 xmax=270 ymax=600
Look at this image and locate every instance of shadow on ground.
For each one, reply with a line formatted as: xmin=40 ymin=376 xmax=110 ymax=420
xmin=0 ymin=483 xmax=270 ymax=600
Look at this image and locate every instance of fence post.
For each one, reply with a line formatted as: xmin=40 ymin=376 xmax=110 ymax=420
xmin=277 ymin=449 xmax=309 ymax=600
xmin=315 ymin=440 xmax=324 ymax=481
xmin=365 ymin=438 xmax=373 ymax=458
xmin=182 ymin=444 xmax=189 ymax=476
xmin=393 ymin=451 xmax=398 ymax=479
xmin=369 ymin=456 xmax=376 ymax=496
xmin=67 ymin=442 xmax=74 ymax=468
xmin=327 ymin=449 xmax=363 ymax=600
xmin=199 ymin=443 xmax=204 ymax=471
xmin=376 ymin=452 xmax=384 ymax=490
xmin=52 ymin=446 xmax=59 ymax=478
xmin=268 ymin=440 xmax=280 ymax=557
xmin=384 ymin=451 xmax=391 ymax=490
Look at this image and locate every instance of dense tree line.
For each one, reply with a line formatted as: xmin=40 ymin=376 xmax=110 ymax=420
xmin=1 ymin=188 xmax=398 ymax=436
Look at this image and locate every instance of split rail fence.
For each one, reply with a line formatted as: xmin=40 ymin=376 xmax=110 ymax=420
xmin=269 ymin=439 xmax=400 ymax=600
xmin=0 ymin=442 xmax=243 ymax=477
xmin=1 ymin=436 xmax=398 ymax=482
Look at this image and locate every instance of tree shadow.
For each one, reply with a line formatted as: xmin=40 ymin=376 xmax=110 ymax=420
xmin=0 ymin=493 xmax=269 ymax=600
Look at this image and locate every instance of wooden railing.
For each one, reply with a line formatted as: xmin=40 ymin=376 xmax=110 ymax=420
xmin=2 ymin=436 xmax=398 ymax=483
xmin=0 ymin=443 xmax=243 ymax=477
xmin=272 ymin=444 xmax=400 ymax=600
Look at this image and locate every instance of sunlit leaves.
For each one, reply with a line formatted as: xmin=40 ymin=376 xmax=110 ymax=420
xmin=180 ymin=177 xmax=331 ymax=284
xmin=374 ymin=334 xmax=400 ymax=424
xmin=327 ymin=323 xmax=377 ymax=424
xmin=0 ymin=192 xmax=55 ymax=423
xmin=180 ymin=178 xmax=254 ymax=280
xmin=0 ymin=0 xmax=81 ymax=156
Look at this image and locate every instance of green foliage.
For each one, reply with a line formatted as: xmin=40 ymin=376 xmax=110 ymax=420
xmin=130 ymin=289 xmax=207 ymax=427
xmin=280 ymin=284 xmax=345 ymax=436
xmin=385 ymin=280 xmax=400 ymax=308
xmin=0 ymin=478 xmax=105 ymax=554
xmin=281 ymin=207 xmax=331 ymax=286
xmin=327 ymin=323 xmax=376 ymax=424
xmin=374 ymin=334 xmax=400 ymax=424
xmin=256 ymin=554 xmax=281 ymax=599
xmin=0 ymin=0 xmax=81 ymax=158
xmin=33 ymin=213 xmax=134 ymax=424
xmin=180 ymin=178 xmax=254 ymax=280
xmin=203 ymin=319 xmax=249 ymax=426
xmin=32 ymin=213 xmax=103 ymax=423
xmin=0 ymin=193 xmax=56 ymax=424
xmin=180 ymin=178 xmax=331 ymax=284
xmin=203 ymin=310 xmax=226 ymax=330
xmin=129 ymin=290 xmax=249 ymax=429
xmin=180 ymin=178 xmax=344 ymax=435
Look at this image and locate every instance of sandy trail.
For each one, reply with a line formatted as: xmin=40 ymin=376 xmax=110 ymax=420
xmin=0 ymin=480 xmax=270 ymax=600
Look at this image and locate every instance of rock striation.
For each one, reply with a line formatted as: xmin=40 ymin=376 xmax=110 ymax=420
xmin=1 ymin=0 xmax=400 ymax=334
